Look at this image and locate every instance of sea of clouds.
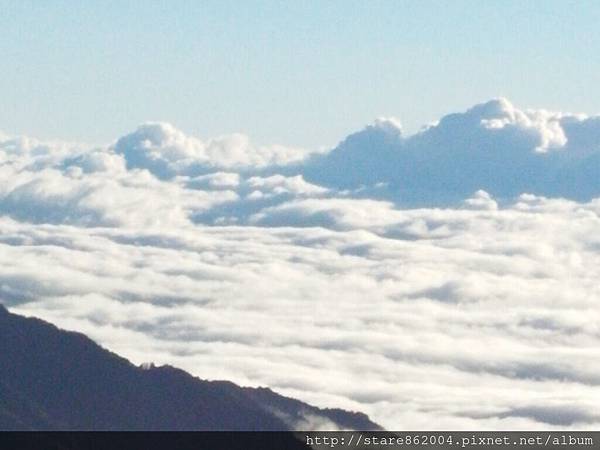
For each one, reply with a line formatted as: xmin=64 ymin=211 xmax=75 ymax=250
xmin=1 ymin=98 xmax=600 ymax=429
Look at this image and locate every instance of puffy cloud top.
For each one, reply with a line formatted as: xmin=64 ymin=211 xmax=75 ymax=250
xmin=114 ymin=122 xmax=313 ymax=178
xmin=303 ymin=98 xmax=600 ymax=204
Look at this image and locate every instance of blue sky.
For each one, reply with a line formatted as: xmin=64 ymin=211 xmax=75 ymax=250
xmin=1 ymin=0 xmax=599 ymax=147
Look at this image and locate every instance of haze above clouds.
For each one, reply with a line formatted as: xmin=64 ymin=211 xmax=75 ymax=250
xmin=2 ymin=98 xmax=600 ymax=429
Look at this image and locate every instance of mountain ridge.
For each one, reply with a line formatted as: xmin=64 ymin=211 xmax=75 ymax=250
xmin=0 ymin=304 xmax=380 ymax=431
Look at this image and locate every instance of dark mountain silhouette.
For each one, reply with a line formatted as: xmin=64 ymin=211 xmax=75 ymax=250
xmin=0 ymin=304 xmax=379 ymax=431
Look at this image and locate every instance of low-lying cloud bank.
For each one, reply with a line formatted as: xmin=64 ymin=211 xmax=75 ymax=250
xmin=1 ymin=98 xmax=599 ymax=429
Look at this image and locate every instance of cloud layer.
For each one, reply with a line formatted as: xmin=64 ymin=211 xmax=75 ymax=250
xmin=1 ymin=99 xmax=600 ymax=429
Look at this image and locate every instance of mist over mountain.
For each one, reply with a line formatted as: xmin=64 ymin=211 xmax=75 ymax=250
xmin=0 ymin=304 xmax=378 ymax=431
xmin=1 ymin=99 xmax=600 ymax=429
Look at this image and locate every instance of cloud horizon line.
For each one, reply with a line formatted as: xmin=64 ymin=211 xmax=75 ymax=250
xmin=1 ymin=96 xmax=598 ymax=153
